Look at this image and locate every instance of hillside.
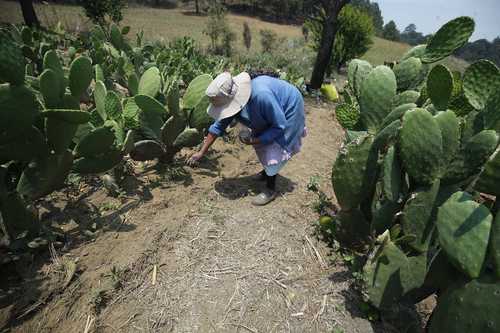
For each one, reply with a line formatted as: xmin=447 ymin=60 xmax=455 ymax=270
xmin=0 ymin=1 xmax=467 ymax=71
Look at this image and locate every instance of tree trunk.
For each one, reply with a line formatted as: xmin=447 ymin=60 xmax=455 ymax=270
xmin=309 ymin=0 xmax=350 ymax=89
xmin=195 ymin=0 xmax=199 ymax=14
xmin=19 ymin=0 xmax=40 ymax=27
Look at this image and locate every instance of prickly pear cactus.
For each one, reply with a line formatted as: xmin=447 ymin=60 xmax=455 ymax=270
xmin=427 ymin=64 xmax=453 ymax=110
xmin=359 ymin=66 xmax=397 ymax=132
xmin=429 ymin=274 xmax=500 ymax=333
xmin=422 ymin=16 xmax=475 ymax=63
xmin=393 ymin=57 xmax=423 ymax=91
xmin=475 ymin=150 xmax=500 ymax=196
xmin=463 ymin=60 xmax=500 ymax=110
xmin=0 ymin=32 xmax=26 ymax=86
xmin=399 ymin=108 xmax=443 ymax=185
xmin=434 ymin=110 xmax=460 ymax=166
xmin=138 ymin=67 xmax=161 ymax=97
xmin=347 ymin=59 xmax=372 ymax=99
xmin=335 ymin=103 xmax=359 ymax=130
xmin=437 ymin=191 xmax=492 ymax=278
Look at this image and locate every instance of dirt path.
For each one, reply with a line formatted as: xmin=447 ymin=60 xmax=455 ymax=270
xmin=6 ymin=102 xmax=375 ymax=333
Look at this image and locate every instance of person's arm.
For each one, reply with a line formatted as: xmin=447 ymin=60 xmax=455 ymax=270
xmin=254 ymin=93 xmax=286 ymax=145
xmin=187 ymin=117 xmax=232 ymax=165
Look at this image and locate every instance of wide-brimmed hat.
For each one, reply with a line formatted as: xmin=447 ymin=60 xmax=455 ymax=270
xmin=206 ymin=72 xmax=252 ymax=121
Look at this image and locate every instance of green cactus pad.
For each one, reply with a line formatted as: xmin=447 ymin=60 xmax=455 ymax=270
xmin=42 ymin=109 xmax=90 ymax=124
xmin=434 ymin=110 xmax=460 ymax=167
xmin=128 ymin=73 xmax=139 ymax=96
xmin=189 ymin=96 xmax=213 ymax=131
xmin=17 ymin=150 xmax=74 ymax=200
xmin=167 ymin=84 xmax=182 ymax=118
xmin=94 ymin=80 xmax=107 ymax=121
xmin=122 ymin=130 xmax=135 ymax=154
xmin=135 ymin=94 xmax=166 ymax=117
xmin=332 ymin=135 xmax=378 ymax=210
xmin=400 ymin=108 xmax=443 ymax=185
xmin=43 ymin=50 xmax=65 ymax=97
xmin=422 ymin=17 xmax=475 ymax=63
xmin=380 ymin=103 xmax=416 ymax=129
xmin=104 ymin=119 xmax=125 ymax=145
xmin=482 ymin=86 xmax=500 ymax=132
xmin=401 ymin=181 xmax=440 ymax=253
xmin=463 ymin=60 xmax=500 ymax=110
xmin=40 ymin=69 xmax=61 ymax=108
xmin=335 ymin=103 xmax=360 ymax=130
xmin=95 ymin=64 xmax=104 ymax=83
xmin=359 ymin=66 xmax=397 ymax=133
xmin=123 ymin=98 xmax=140 ymax=129
xmin=0 ymin=192 xmax=39 ymax=239
xmin=393 ymin=57 xmax=423 ymax=91
xmin=69 ymin=56 xmax=93 ymax=98
xmin=130 ymin=140 xmax=165 ymax=161
xmin=461 ymin=110 xmax=484 ymax=143
xmin=347 ymin=59 xmax=372 ymax=98
xmin=364 ymin=241 xmax=426 ymax=309
xmin=62 ymin=94 xmax=80 ymax=110
xmin=138 ymin=67 xmax=161 ymax=97
xmin=437 ymin=191 xmax=492 ymax=278
xmin=0 ymin=84 xmax=39 ymax=144
xmin=109 ymin=23 xmax=124 ymax=50
xmin=401 ymin=44 xmax=427 ymax=60
xmin=344 ymin=130 xmax=367 ymax=144
xmin=105 ymin=91 xmax=123 ymax=121
xmin=490 ymin=213 xmax=500 ymax=279
xmin=74 ymin=126 xmax=116 ymax=158
xmin=173 ymin=128 xmax=203 ymax=148
xmin=429 ymin=274 xmax=500 ymax=333
xmin=183 ymin=74 xmax=213 ymax=109
xmin=475 ymin=151 xmax=500 ymax=196
xmin=72 ymin=149 xmax=122 ymax=174
xmin=373 ymin=119 xmax=401 ymax=153
xmin=372 ymin=201 xmax=401 ymax=235
xmin=427 ymin=64 xmax=453 ymax=110
xmin=443 ymin=130 xmax=498 ymax=185
xmin=392 ymin=91 xmax=420 ymax=108
xmin=0 ymin=34 xmax=26 ymax=85
xmin=0 ymin=126 xmax=47 ymax=162
xmin=382 ymin=146 xmax=402 ymax=202
xmin=45 ymin=117 xmax=78 ymax=154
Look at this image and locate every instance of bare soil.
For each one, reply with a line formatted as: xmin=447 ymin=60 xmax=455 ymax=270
xmin=0 ymin=102 xmax=381 ymax=333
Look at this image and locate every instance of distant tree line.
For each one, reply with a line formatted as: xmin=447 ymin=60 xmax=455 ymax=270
xmin=382 ymin=21 xmax=431 ymax=45
xmin=454 ymin=37 xmax=500 ymax=67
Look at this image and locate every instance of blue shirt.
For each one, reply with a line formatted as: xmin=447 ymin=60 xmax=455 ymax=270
xmin=208 ymin=76 xmax=305 ymax=153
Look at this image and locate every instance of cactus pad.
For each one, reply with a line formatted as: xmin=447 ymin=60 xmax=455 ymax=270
xmin=69 ymin=56 xmax=93 ymax=98
xmin=427 ymin=64 xmax=453 ymax=110
xmin=392 ymin=91 xmax=420 ymax=108
xmin=474 ymin=150 xmax=500 ymax=196
xmin=0 ymin=192 xmax=38 ymax=239
xmin=0 ymin=33 xmax=25 ymax=85
xmin=380 ymin=103 xmax=416 ymax=129
xmin=94 ymin=80 xmax=107 ymax=121
xmin=75 ymin=126 xmax=116 ymax=158
xmin=42 ymin=109 xmax=90 ymax=124
xmin=0 ymin=126 xmax=47 ymax=162
xmin=382 ymin=146 xmax=401 ymax=202
xmin=422 ymin=17 xmax=475 ymax=63
xmin=393 ymin=57 xmax=423 ymax=91
xmin=173 ymin=128 xmax=203 ymax=148
xmin=138 ymin=67 xmax=161 ymax=97
xmin=332 ymin=135 xmax=378 ymax=210
xmin=123 ymin=97 xmax=140 ymax=129
xmin=401 ymin=181 xmax=440 ymax=252
xmin=128 ymin=73 xmax=139 ymax=96
xmin=105 ymin=91 xmax=123 ymax=121
xmin=401 ymin=44 xmax=426 ymax=60
xmin=434 ymin=110 xmax=460 ymax=167
xmin=130 ymin=140 xmax=165 ymax=161
xmin=359 ymin=65 xmax=397 ymax=132
xmin=482 ymin=86 xmax=500 ymax=132
xmin=437 ymin=191 xmax=492 ymax=278
xmin=122 ymin=130 xmax=135 ymax=155
xmin=400 ymin=108 xmax=443 ymax=185
xmin=347 ymin=59 xmax=372 ymax=98
xmin=135 ymin=94 xmax=166 ymax=117
xmin=0 ymin=84 xmax=39 ymax=144
xmin=43 ymin=50 xmax=65 ymax=97
xmin=72 ymin=149 xmax=122 ymax=174
xmin=17 ymin=150 xmax=74 ymax=200
xmin=189 ymin=96 xmax=213 ymax=131
xmin=183 ymin=74 xmax=212 ymax=109
xmin=40 ymin=69 xmax=61 ymax=108
xmin=429 ymin=274 xmax=500 ymax=333
xmin=335 ymin=103 xmax=359 ymax=130
xmin=463 ymin=60 xmax=500 ymax=110
xmin=45 ymin=117 xmax=78 ymax=154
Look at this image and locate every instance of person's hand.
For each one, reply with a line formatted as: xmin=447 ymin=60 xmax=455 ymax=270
xmin=239 ymin=129 xmax=254 ymax=145
xmin=187 ymin=152 xmax=203 ymax=166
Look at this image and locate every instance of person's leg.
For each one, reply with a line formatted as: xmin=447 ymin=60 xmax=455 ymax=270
xmin=252 ymin=167 xmax=280 ymax=206
xmin=266 ymin=174 xmax=277 ymax=191
xmin=253 ymin=169 xmax=267 ymax=181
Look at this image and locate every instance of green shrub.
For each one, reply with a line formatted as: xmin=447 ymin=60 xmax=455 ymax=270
xmin=259 ymin=29 xmax=277 ymax=53
xmin=243 ymin=22 xmax=252 ymax=51
xmin=204 ymin=2 xmax=235 ymax=56
xmin=80 ymin=0 xmax=126 ymax=26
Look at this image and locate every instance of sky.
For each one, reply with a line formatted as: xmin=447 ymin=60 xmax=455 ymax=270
xmin=376 ymin=0 xmax=500 ymax=41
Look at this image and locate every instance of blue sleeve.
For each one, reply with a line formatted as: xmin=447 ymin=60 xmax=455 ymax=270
xmin=208 ymin=116 xmax=233 ymax=136
xmin=255 ymin=93 xmax=286 ymax=144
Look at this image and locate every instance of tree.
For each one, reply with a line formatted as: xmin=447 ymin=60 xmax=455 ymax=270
xmin=260 ymin=29 xmax=277 ymax=53
xmin=243 ymin=22 xmax=252 ymax=50
xmin=403 ymin=23 xmax=417 ymax=34
xmin=19 ymin=0 xmax=40 ymax=27
xmin=400 ymin=23 xmax=427 ymax=45
xmin=306 ymin=5 xmax=374 ymax=73
xmin=309 ymin=0 xmax=351 ymax=89
xmin=351 ymin=0 xmax=383 ymax=35
xmin=81 ymin=0 xmax=125 ymax=26
xmin=382 ymin=20 xmax=400 ymax=41
xmin=204 ymin=1 xmax=235 ymax=56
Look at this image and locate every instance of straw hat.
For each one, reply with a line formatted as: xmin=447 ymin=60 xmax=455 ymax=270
xmin=206 ymin=72 xmax=252 ymax=121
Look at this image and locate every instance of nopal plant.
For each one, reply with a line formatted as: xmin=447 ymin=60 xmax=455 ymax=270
xmin=330 ymin=16 xmax=500 ymax=331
